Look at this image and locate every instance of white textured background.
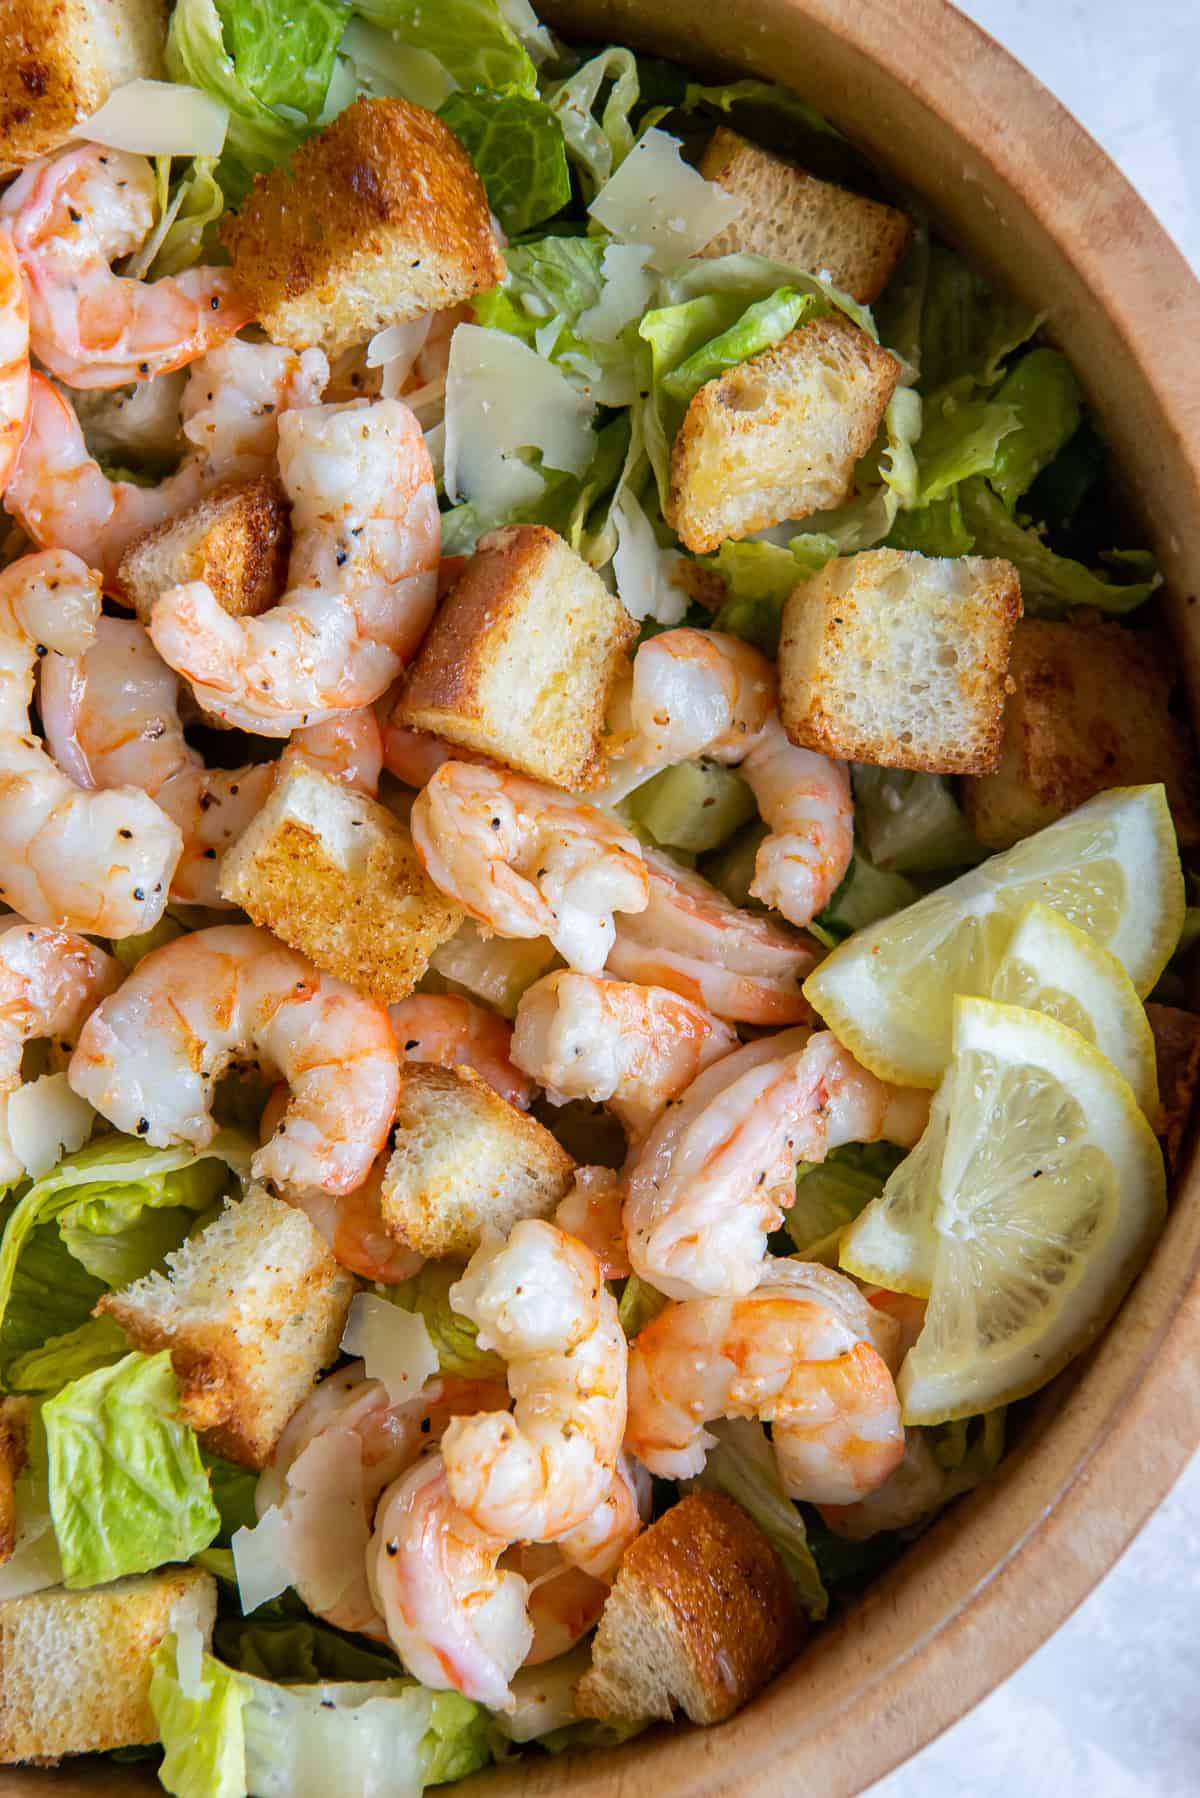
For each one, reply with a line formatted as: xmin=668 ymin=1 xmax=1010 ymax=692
xmin=869 ymin=3 xmax=1200 ymax=1793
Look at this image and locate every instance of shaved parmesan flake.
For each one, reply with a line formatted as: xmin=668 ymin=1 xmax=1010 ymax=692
xmin=341 ymin=1292 xmax=438 ymax=1406
xmin=169 ymin=1602 xmax=208 ymax=1699
xmin=366 ymin=315 xmax=431 ymax=395
xmin=232 ymin=1506 xmax=292 ymax=1616
xmin=612 ymin=488 xmax=688 ymax=625
xmin=588 ymin=129 xmax=744 ymax=272
xmin=0 ymin=1476 xmax=63 ymax=1600
xmin=578 ymin=242 xmax=655 ymax=344
xmin=77 ymin=81 xmax=229 ymax=158
xmin=9 ymin=1074 xmax=94 ymax=1178
xmin=444 ymin=324 xmax=595 ymax=518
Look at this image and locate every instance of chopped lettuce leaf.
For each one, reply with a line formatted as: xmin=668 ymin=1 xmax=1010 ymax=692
xmin=388 ymin=1262 xmax=504 ymax=1379
xmin=917 ymin=243 xmax=1039 ymax=393
xmin=885 ymin=490 xmax=974 ymax=558
xmin=336 ymin=19 xmax=455 ymax=109
xmin=914 ymin=380 xmax=1018 ymax=504
xmin=705 ymin=536 xmax=835 ymax=655
xmin=150 ymin=157 xmax=226 ymax=278
xmin=627 ymin=760 xmax=757 ymax=853
xmin=851 ymin=766 xmax=984 ymax=873
xmin=681 ymin=77 xmax=842 ymax=149
xmin=214 ymin=0 xmax=349 ymax=128
xmin=45 ymin=1351 xmax=220 ymax=1587
xmin=216 ymin=1615 xmax=402 ymax=1683
xmin=355 ymin=0 xmax=537 ymax=97
xmin=694 ymin=1419 xmax=828 ymax=1620
xmin=959 ymin=477 xmax=1161 ymax=614
xmin=988 ymin=348 xmax=1082 ymax=511
xmin=545 ymin=46 xmax=640 ymax=195
xmin=617 ymin=1273 xmax=668 ymax=1337
xmin=0 ymin=1219 xmax=107 ymax=1373
xmin=62 ymin=1204 xmax=202 ymax=1287
xmin=204 ymin=1452 xmax=261 ymax=1544
xmin=110 ymin=916 xmax=187 ymax=973
xmin=801 ymin=1505 xmax=907 ymax=1593
xmin=662 ymin=287 xmax=818 ymax=405
xmin=439 ymin=91 xmax=569 ymax=236
xmin=6 ymin=1316 xmax=129 ymax=1393
xmin=816 ymin=851 xmax=919 ymax=940
xmin=787 ymin=1143 xmax=908 ymax=1258
xmin=152 ymin=1638 xmax=247 ymax=1798
xmin=820 ymin=1410 xmax=1007 ymax=1539
xmin=166 ymin=0 xmax=308 ymax=190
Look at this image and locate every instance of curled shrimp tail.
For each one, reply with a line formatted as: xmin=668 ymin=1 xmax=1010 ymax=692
xmin=0 ymin=228 xmax=31 ymax=497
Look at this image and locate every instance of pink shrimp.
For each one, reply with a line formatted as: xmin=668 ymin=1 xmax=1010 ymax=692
xmin=0 ymin=230 xmax=30 ymax=496
xmin=150 ymin=398 xmax=440 ymax=734
xmin=411 ymin=761 xmax=648 ymax=973
xmin=389 ymin=993 xmax=535 ymax=1109
xmin=606 ymin=846 xmax=819 ymax=1026
xmin=0 ymin=145 xmax=250 ymax=388
xmin=740 ymin=715 xmax=854 ymax=926
xmin=511 ymin=969 xmax=737 ymax=1139
xmin=626 ymin=1258 xmax=905 ymax=1505
xmin=380 ymin=721 xmax=491 ymax=789
xmin=554 ymin=1166 xmax=630 ymax=1279
xmin=68 ymin=925 xmax=399 ymax=1196
xmin=624 ymin=1028 xmax=931 ymax=1301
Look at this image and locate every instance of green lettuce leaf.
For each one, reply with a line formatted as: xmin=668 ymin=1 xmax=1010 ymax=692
xmin=166 ymin=0 xmax=308 ymax=190
xmin=215 ymin=0 xmax=349 ymax=126
xmin=151 ymin=158 xmax=227 ymax=278
xmin=0 ymin=1220 xmax=107 ymax=1375
xmin=152 ymin=1639 xmax=247 ymax=1798
xmin=885 ymin=489 xmax=974 ymax=557
xmin=786 ymin=1143 xmax=908 ymax=1259
xmin=959 ymin=477 xmax=1161 ymax=614
xmin=440 ymin=91 xmax=569 ymax=236
xmin=660 ymin=287 xmax=819 ymax=405
xmin=45 ymin=1351 xmax=220 ymax=1587
xmin=215 ymin=1615 xmax=403 ymax=1683
xmin=694 ymin=1419 xmax=828 ymax=1620
xmin=545 ymin=46 xmax=640 ymax=194
xmin=616 ymin=1273 xmax=668 ymax=1338
xmin=914 ymin=379 xmax=1018 ymax=504
xmin=988 ymin=348 xmax=1082 ymax=511
xmin=850 ymin=765 xmax=984 ymax=873
xmin=705 ymin=536 xmax=836 ymax=655
xmin=355 ymin=0 xmax=537 ymax=97
xmin=388 ymin=1263 xmax=503 ymax=1380
xmin=335 ymin=17 xmax=456 ymax=109
xmin=917 ymin=243 xmax=1039 ymax=393
xmin=812 ymin=1410 xmax=1007 ymax=1540
xmin=203 ymin=1453 xmax=260 ymax=1545
xmin=6 ymin=1316 xmax=129 ymax=1393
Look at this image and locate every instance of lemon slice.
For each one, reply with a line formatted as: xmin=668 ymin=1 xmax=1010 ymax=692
xmin=839 ymin=1084 xmax=949 ymax=1297
xmin=896 ymin=997 xmax=1166 ymax=1425
xmin=804 ymin=785 xmax=1183 ymax=1087
xmin=991 ymin=902 xmax=1159 ymax=1117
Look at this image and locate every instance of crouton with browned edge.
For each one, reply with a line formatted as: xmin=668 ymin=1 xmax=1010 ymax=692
xmin=99 ymin=1186 xmax=355 ymax=1468
xmin=667 ymin=315 xmax=900 ymax=555
xmin=220 ymin=760 xmax=464 ymax=1005
xmin=780 ymin=548 xmax=1023 ymax=774
xmin=382 ymin=1063 xmax=575 ymax=1260
xmin=117 ymin=476 xmax=290 ymax=621
xmin=221 ymin=97 xmax=505 ymax=357
xmin=395 ymin=525 xmax=637 ymax=789
xmin=0 ymin=1566 xmax=215 ymax=1763
xmin=0 ymin=1399 xmax=31 ymax=1566
xmin=964 ymin=615 xmax=1200 ymax=848
xmin=0 ymin=0 xmax=165 ymax=174
xmin=1147 ymin=1003 xmax=1200 ymax=1170
xmin=575 ymin=1490 xmax=801 ymax=1725
xmin=699 ymin=128 xmax=912 ymax=303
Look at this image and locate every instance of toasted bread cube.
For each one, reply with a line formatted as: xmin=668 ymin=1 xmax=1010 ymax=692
xmin=220 ymin=761 xmax=463 ymax=1005
xmin=0 ymin=1565 xmax=215 ymax=1763
xmin=221 ymin=97 xmax=505 ymax=357
xmin=395 ymin=525 xmax=636 ymax=789
xmin=667 ymin=316 xmax=900 ymax=554
xmin=699 ymin=128 xmax=911 ymax=303
xmin=575 ymin=1490 xmax=801 ymax=1725
xmin=779 ymin=548 xmax=1023 ymax=774
xmin=381 ymin=1063 xmax=575 ymax=1260
xmin=0 ymin=0 xmax=165 ymax=174
xmin=963 ymin=617 xmax=1200 ymax=849
xmin=116 ymin=476 xmax=290 ymax=621
xmin=0 ymin=1399 xmax=31 ymax=1566
xmin=98 ymin=1186 xmax=355 ymax=1468
xmin=1147 ymin=1003 xmax=1200 ymax=1170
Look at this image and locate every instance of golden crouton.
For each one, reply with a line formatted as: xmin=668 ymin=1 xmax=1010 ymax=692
xmin=116 ymin=476 xmax=290 ymax=621
xmin=0 ymin=1566 xmax=215 ymax=1763
xmin=0 ymin=1398 xmax=31 ymax=1566
xmin=667 ymin=315 xmax=900 ymax=555
xmin=395 ymin=525 xmax=637 ymax=789
xmin=98 ymin=1186 xmax=355 ymax=1469
xmin=779 ymin=548 xmax=1023 ymax=774
xmin=575 ymin=1490 xmax=801 ymax=1726
xmin=1146 ymin=1003 xmax=1200 ymax=1170
xmin=698 ymin=128 xmax=912 ymax=303
xmin=963 ymin=616 xmax=1200 ymax=848
xmin=0 ymin=0 xmax=165 ymax=174
xmin=220 ymin=761 xmax=463 ymax=1005
xmin=381 ymin=1063 xmax=575 ymax=1260
xmin=221 ymin=97 xmax=505 ymax=357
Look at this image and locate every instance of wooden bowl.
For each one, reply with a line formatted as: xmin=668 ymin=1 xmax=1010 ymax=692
xmin=6 ymin=4 xmax=1199 ymax=1796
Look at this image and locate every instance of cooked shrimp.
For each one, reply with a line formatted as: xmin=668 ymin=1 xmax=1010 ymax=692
xmin=411 ymin=762 xmax=648 ymax=973
xmin=381 ymin=721 xmax=490 ymax=789
xmin=624 ymin=1027 xmax=930 ymax=1301
xmin=441 ymin=1219 xmax=628 ymax=1541
xmin=0 ymin=923 xmax=119 ymax=1182
xmin=740 ymin=715 xmax=854 ymax=926
xmin=368 ymin=1452 xmax=531 ymax=1711
xmin=390 ymin=993 xmax=535 ymax=1109
xmin=0 ymin=231 xmax=30 ymax=497
xmin=817 ymin=1432 xmax=950 ymax=1540
xmin=150 ymin=397 xmax=439 ymax=734
xmin=284 ymin=706 xmax=382 ymax=795
xmin=6 ymin=343 xmax=328 ymax=581
xmin=68 ymin=924 xmax=399 ymax=1195
xmin=0 ymin=145 xmax=250 ymax=388
xmin=862 ymin=1285 xmax=928 ymax=1365
xmin=554 ymin=1165 xmax=630 ymax=1279
xmin=507 ymin=1455 xmax=648 ymax=1665
xmin=626 ymin=1258 xmax=905 ymax=1504
xmin=260 ymin=1362 xmax=508 ymax=1639
xmin=0 ymin=550 xmax=182 ymax=935
xmin=606 ymin=847 xmax=818 ymax=1026
xmin=512 ymin=970 xmax=737 ymax=1139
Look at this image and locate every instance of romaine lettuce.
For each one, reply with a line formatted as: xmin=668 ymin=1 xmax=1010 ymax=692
xmin=959 ymin=477 xmax=1160 ymax=614
xmin=616 ymin=1273 xmax=668 ymax=1338
xmin=335 ymin=19 xmax=455 ymax=109
xmin=472 ymin=235 xmax=648 ymax=404
xmin=786 ymin=1142 xmax=909 ymax=1259
xmin=988 ymin=348 xmax=1082 ymax=511
xmin=166 ymin=0 xmax=310 ymax=189
xmin=388 ymin=1262 xmax=504 ymax=1380
xmin=694 ymin=1419 xmax=828 ymax=1620
xmin=439 ymin=91 xmax=569 ymax=235
xmin=214 ymin=0 xmax=350 ymax=129
xmin=545 ymin=46 xmax=640 ymax=194
xmin=355 ymin=0 xmax=537 ymax=97
xmin=5 ymin=1316 xmax=129 ymax=1393
xmin=917 ymin=243 xmax=1039 ymax=393
xmin=0 ymin=1220 xmax=107 ymax=1374
xmin=661 ymin=287 xmax=819 ymax=405
xmin=850 ymin=766 xmax=984 ymax=873
xmin=44 ymin=1351 xmax=220 ymax=1587
xmin=705 ymin=536 xmax=837 ymax=654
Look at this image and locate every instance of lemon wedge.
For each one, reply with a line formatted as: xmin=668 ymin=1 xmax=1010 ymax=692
xmin=838 ymin=1085 xmax=948 ymax=1296
xmin=895 ymin=997 xmax=1165 ymax=1425
xmin=804 ymin=785 xmax=1183 ymax=1088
